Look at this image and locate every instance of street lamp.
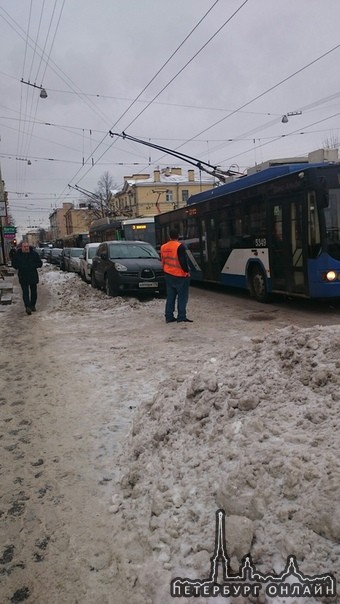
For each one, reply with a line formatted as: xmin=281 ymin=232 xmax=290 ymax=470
xmin=20 ymin=78 xmax=48 ymax=99
xmin=281 ymin=111 xmax=302 ymax=123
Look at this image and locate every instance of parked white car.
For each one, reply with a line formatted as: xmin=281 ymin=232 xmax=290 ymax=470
xmin=79 ymin=243 xmax=99 ymax=282
xmin=68 ymin=248 xmax=83 ymax=273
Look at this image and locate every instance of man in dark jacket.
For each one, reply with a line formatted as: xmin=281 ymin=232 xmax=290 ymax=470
xmin=11 ymin=242 xmax=43 ymax=315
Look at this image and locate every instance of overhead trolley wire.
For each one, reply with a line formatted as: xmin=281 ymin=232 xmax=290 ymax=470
xmin=20 ymin=0 xmax=67 ymax=177
xmin=138 ymin=40 xmax=340 ymax=173
xmin=67 ymin=0 xmax=250 ymax=193
xmin=219 ymin=110 xmax=340 ymax=166
xmin=0 ymin=6 xmax=114 ymax=125
xmin=119 ymin=0 xmax=250 ymax=134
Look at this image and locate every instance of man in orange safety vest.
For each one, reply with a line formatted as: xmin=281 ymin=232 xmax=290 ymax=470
xmin=160 ymin=228 xmax=193 ymax=323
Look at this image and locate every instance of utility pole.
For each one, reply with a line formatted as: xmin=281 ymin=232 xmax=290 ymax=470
xmin=0 ymin=172 xmax=6 ymax=265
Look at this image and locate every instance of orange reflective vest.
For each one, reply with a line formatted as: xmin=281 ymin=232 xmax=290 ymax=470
xmin=161 ymin=240 xmax=189 ymax=277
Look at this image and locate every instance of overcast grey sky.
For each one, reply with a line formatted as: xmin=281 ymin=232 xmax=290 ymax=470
xmin=1 ymin=0 xmax=340 ymax=236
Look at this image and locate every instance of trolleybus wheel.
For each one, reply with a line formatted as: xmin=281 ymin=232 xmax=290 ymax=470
xmin=249 ymin=265 xmax=268 ymax=303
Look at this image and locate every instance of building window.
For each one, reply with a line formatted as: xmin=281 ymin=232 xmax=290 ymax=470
xmin=182 ymin=190 xmax=189 ymax=202
xmin=166 ymin=190 xmax=173 ymax=202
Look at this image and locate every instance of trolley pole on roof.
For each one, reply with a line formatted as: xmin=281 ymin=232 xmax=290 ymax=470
xmin=109 ymin=131 xmax=244 ymax=183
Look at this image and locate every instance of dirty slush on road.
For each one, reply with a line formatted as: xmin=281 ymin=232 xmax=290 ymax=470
xmin=0 ymin=265 xmax=339 ymax=604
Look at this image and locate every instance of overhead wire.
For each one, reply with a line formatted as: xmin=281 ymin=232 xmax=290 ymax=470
xmin=67 ymin=0 xmax=250 ymax=193
xmin=51 ymin=0 xmax=233 ymax=201
xmin=204 ymin=93 xmax=340 ymax=165
xmin=118 ymin=0 xmax=250 ymax=134
xmin=136 ymin=40 xmax=340 ymax=173
xmin=108 ymin=0 xmax=221 ymax=131
xmin=17 ymin=0 xmax=48 ymax=193
xmin=73 ymin=7 xmax=340 ymax=192
xmin=16 ymin=0 xmax=33 ymax=195
xmin=0 ymin=6 xmax=115 ymax=125
xmin=20 ymin=0 xmax=67 ymax=177
xmin=218 ymin=110 xmax=340 ymax=166
xmin=33 ymin=0 xmax=58 ymax=84
xmin=0 ymin=152 xmax=154 ymax=166
xmin=5 ymin=2 xmax=340 ymax=221
xmin=27 ymin=0 xmax=46 ymax=83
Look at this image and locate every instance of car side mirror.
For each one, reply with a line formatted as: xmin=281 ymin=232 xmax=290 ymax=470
xmin=100 ymin=252 xmax=108 ymax=260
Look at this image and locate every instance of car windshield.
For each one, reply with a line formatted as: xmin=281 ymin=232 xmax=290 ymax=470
xmin=88 ymin=247 xmax=98 ymax=259
xmin=108 ymin=243 xmax=159 ymax=259
xmin=71 ymin=249 xmax=83 ymax=257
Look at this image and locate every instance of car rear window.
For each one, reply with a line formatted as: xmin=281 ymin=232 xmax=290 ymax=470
xmin=108 ymin=243 xmax=158 ymax=259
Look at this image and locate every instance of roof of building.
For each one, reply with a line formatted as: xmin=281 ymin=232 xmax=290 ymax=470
xmin=125 ymin=173 xmax=215 ymax=187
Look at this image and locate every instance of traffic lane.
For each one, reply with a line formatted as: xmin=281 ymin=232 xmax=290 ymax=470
xmin=189 ymin=281 xmax=340 ymax=329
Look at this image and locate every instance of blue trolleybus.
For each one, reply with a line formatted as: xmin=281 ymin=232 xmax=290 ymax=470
xmin=155 ymin=162 xmax=340 ymax=301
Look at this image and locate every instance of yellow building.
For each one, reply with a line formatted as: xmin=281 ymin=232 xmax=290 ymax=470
xmin=113 ymin=167 xmax=216 ymax=217
xmin=49 ymin=202 xmax=92 ymax=241
xmin=49 ymin=202 xmax=73 ymax=240
xmin=64 ymin=206 xmax=91 ymax=236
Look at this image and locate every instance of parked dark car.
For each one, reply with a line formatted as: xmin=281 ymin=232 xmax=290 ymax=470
xmin=60 ymin=248 xmax=71 ymax=271
xmin=50 ymin=248 xmax=63 ymax=266
xmin=44 ymin=247 xmax=53 ymax=263
xmin=91 ymin=240 xmax=165 ymax=296
xmin=41 ymin=246 xmax=53 ymax=260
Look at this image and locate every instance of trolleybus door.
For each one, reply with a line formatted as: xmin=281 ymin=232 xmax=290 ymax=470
xmin=200 ymin=216 xmax=220 ymax=281
xmin=270 ymin=197 xmax=308 ymax=295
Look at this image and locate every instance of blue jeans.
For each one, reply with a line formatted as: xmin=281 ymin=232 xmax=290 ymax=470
xmin=164 ymin=274 xmax=190 ymax=321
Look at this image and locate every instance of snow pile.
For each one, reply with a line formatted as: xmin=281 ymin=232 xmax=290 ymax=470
xmin=40 ymin=267 xmax=162 ymax=314
xmin=111 ymin=325 xmax=340 ymax=603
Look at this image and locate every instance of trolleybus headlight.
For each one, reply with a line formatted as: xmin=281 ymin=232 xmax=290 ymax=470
xmin=325 ymin=271 xmax=337 ymax=281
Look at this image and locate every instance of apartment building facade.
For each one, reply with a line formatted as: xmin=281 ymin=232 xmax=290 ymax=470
xmin=112 ymin=167 xmax=216 ymax=217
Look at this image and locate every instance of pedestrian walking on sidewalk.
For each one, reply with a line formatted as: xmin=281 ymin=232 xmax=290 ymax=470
xmin=11 ymin=241 xmax=42 ymax=315
xmin=160 ymin=228 xmax=193 ymax=323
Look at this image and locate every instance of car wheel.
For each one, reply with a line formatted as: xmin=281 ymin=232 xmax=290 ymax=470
xmin=105 ymin=275 xmax=117 ymax=297
xmin=91 ymin=270 xmax=99 ymax=289
xmin=249 ymin=265 xmax=268 ymax=302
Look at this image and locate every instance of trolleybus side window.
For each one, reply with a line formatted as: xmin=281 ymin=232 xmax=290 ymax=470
xmin=272 ymin=204 xmax=283 ymax=242
xmin=325 ymin=189 xmax=340 ymax=241
xmin=249 ymin=199 xmax=267 ymax=243
xmin=217 ymin=210 xmax=232 ymax=269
